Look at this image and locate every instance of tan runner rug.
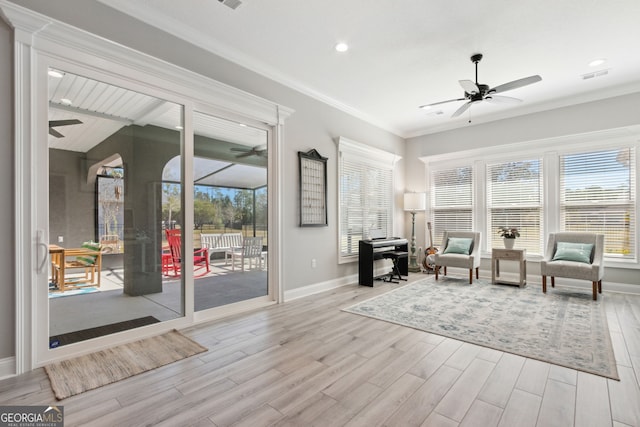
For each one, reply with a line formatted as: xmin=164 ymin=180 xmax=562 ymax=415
xmin=44 ymin=329 xmax=207 ymax=400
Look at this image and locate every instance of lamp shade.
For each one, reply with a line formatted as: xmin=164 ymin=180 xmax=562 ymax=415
xmin=404 ymin=192 xmax=426 ymax=211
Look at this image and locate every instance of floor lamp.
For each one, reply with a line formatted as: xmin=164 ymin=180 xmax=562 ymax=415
xmin=404 ymin=192 xmax=426 ymax=273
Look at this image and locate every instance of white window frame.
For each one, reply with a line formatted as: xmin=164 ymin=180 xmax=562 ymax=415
xmin=337 ymin=137 xmax=401 ymax=263
xmin=420 ymin=126 xmax=640 ymax=269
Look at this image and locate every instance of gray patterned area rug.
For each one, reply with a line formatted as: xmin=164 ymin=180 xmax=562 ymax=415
xmin=344 ymin=276 xmax=618 ymax=380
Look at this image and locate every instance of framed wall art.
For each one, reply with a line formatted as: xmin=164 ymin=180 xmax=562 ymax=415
xmin=298 ymin=149 xmax=328 ymax=226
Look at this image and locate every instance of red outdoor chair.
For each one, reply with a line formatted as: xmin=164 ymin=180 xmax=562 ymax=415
xmin=164 ymin=229 xmax=210 ymax=278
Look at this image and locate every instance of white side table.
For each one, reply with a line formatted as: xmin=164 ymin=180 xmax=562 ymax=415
xmin=491 ymin=248 xmax=527 ymax=287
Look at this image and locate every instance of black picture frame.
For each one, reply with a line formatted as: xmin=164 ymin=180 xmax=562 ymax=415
xmin=298 ymin=149 xmax=328 ymax=226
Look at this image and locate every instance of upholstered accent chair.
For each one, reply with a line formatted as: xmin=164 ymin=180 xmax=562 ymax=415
xmin=540 ymin=232 xmax=605 ymax=300
xmin=434 ymin=231 xmax=481 ymax=284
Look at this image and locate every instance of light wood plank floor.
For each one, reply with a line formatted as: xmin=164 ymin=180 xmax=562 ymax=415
xmin=2 ymin=273 xmax=640 ymax=426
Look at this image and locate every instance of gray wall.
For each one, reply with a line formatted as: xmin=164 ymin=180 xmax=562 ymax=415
xmin=406 ymin=92 xmax=640 ymax=286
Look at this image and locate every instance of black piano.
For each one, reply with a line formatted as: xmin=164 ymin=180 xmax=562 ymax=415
xmin=359 ymin=237 xmax=409 ymax=286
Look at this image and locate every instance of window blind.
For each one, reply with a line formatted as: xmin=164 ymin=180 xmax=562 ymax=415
xmin=430 ymin=166 xmax=473 ymax=245
xmin=338 ymin=149 xmax=394 ymax=258
xmin=487 ymin=159 xmax=543 ymax=254
xmin=560 ymin=147 xmax=636 ymax=258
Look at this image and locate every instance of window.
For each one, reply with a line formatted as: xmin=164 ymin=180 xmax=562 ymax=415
xmin=422 ymin=133 xmax=639 ymax=265
xmin=338 ymin=138 xmax=398 ymax=260
xmin=487 ymin=159 xmax=543 ymax=254
xmin=560 ymin=147 xmax=636 ymax=258
xmin=430 ymin=166 xmax=473 ymax=245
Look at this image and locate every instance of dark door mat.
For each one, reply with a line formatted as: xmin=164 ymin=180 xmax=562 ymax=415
xmin=50 ymin=316 xmax=161 ymax=347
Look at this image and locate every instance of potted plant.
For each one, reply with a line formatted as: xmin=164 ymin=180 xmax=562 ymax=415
xmin=498 ymin=226 xmax=520 ymax=249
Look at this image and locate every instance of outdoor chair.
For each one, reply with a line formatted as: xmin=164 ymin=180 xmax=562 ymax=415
xmin=434 ymin=231 xmax=481 ymax=284
xmin=225 ymin=236 xmax=263 ymax=271
xmin=51 ymin=241 xmax=102 ymax=292
xmin=540 ymin=232 xmax=604 ymax=300
xmin=165 ymin=229 xmax=210 ymax=278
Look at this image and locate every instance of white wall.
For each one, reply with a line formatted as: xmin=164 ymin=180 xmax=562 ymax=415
xmin=406 ymin=92 xmax=640 ymax=286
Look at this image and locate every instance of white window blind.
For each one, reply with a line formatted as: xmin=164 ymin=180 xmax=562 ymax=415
xmin=487 ymin=159 xmax=543 ymax=254
xmin=338 ymin=139 xmax=396 ymax=259
xmin=560 ymin=147 xmax=636 ymax=259
xmin=430 ymin=166 xmax=473 ymax=245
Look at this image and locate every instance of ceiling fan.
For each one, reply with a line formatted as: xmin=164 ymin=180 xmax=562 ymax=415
xmin=231 ymin=145 xmax=267 ymax=158
xmin=419 ymin=53 xmax=542 ymax=118
xmin=49 ymin=119 xmax=83 ymax=138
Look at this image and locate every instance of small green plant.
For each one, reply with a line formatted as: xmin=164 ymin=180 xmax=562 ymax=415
xmin=498 ymin=227 xmax=520 ymax=239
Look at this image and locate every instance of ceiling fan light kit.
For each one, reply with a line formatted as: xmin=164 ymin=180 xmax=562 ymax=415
xmin=419 ymin=53 xmax=542 ymax=118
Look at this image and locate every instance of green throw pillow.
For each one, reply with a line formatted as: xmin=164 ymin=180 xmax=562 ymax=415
xmin=443 ymin=237 xmax=473 ymax=255
xmin=552 ymin=242 xmax=594 ymax=264
xmin=76 ymin=241 xmax=101 ymax=266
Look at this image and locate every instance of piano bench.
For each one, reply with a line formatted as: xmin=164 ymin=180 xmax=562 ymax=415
xmin=382 ymin=251 xmax=408 ymax=283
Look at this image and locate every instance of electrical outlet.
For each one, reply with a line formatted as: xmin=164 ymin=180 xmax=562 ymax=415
xmin=311 ymin=259 xmax=317 ymax=268
xmin=58 ymin=236 xmax=64 ymax=243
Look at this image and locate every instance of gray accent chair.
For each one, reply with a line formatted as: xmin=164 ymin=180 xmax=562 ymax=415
xmin=540 ymin=232 xmax=605 ymax=300
xmin=434 ymin=231 xmax=481 ymax=284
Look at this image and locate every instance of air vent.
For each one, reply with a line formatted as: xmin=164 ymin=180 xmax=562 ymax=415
xmin=218 ymin=0 xmax=242 ymax=10
xmin=582 ymin=69 xmax=609 ymax=80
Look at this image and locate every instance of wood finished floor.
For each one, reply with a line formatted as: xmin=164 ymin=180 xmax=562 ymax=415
xmin=2 ymin=273 xmax=640 ymax=426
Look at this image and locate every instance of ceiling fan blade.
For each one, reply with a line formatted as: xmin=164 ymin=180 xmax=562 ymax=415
xmin=484 ymin=95 xmax=522 ymax=104
xmin=235 ymin=151 xmax=253 ymax=158
xmin=419 ymin=98 xmax=466 ymax=109
xmin=49 ymin=119 xmax=83 ymax=127
xmin=459 ymin=80 xmax=479 ymax=94
xmin=451 ymin=101 xmax=474 ymax=118
xmin=49 ymin=128 xmax=64 ymax=138
xmin=489 ymin=75 xmax=542 ymax=94
xmin=230 ymin=147 xmax=250 ymax=152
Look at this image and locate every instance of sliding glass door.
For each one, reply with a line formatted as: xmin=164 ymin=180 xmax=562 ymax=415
xmin=47 ymin=68 xmax=185 ymax=347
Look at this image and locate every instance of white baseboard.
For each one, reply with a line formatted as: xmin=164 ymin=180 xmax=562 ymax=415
xmin=284 ymin=274 xmax=356 ymax=301
xmin=0 ymin=356 xmax=16 ymax=380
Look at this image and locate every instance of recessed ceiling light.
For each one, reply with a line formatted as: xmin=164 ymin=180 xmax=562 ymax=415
xmin=335 ymin=42 xmax=349 ymax=53
xmin=588 ymin=58 xmax=606 ymax=67
xmin=60 ymin=98 xmax=72 ymax=105
xmin=175 ymin=125 xmax=183 ymax=130
xmin=239 ymin=123 xmax=247 ymax=127
xmin=419 ymin=105 xmax=431 ymax=110
xmin=48 ymin=69 xmax=63 ymax=78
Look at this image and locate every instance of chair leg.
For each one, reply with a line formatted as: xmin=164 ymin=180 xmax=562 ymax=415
xmin=444 ymin=266 xmax=447 ymax=276
xmin=592 ymin=281 xmax=598 ymax=301
xmin=551 ymin=277 xmax=555 ymax=288
xmin=435 ymin=265 xmax=439 ymax=281
xmin=542 ymin=275 xmax=547 ymax=293
xmin=475 ymin=267 xmax=479 ymax=279
xmin=469 ymin=269 xmax=473 ymax=284
xmin=598 ymin=280 xmax=602 ymax=293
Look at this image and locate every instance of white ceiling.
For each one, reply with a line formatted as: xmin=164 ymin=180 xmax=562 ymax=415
xmin=96 ymin=0 xmax=640 ymax=138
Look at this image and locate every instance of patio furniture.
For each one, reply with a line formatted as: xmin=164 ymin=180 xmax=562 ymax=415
xmin=200 ymin=232 xmax=243 ymax=260
xmin=165 ymin=229 xmax=210 ymax=278
xmin=225 ymin=237 xmax=263 ymax=271
xmin=50 ymin=242 xmax=102 ymax=292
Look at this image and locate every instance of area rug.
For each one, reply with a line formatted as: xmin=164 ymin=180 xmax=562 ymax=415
xmin=49 ymin=316 xmax=161 ymax=348
xmin=344 ymin=276 xmax=619 ymax=380
xmin=44 ymin=329 xmax=207 ymax=400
